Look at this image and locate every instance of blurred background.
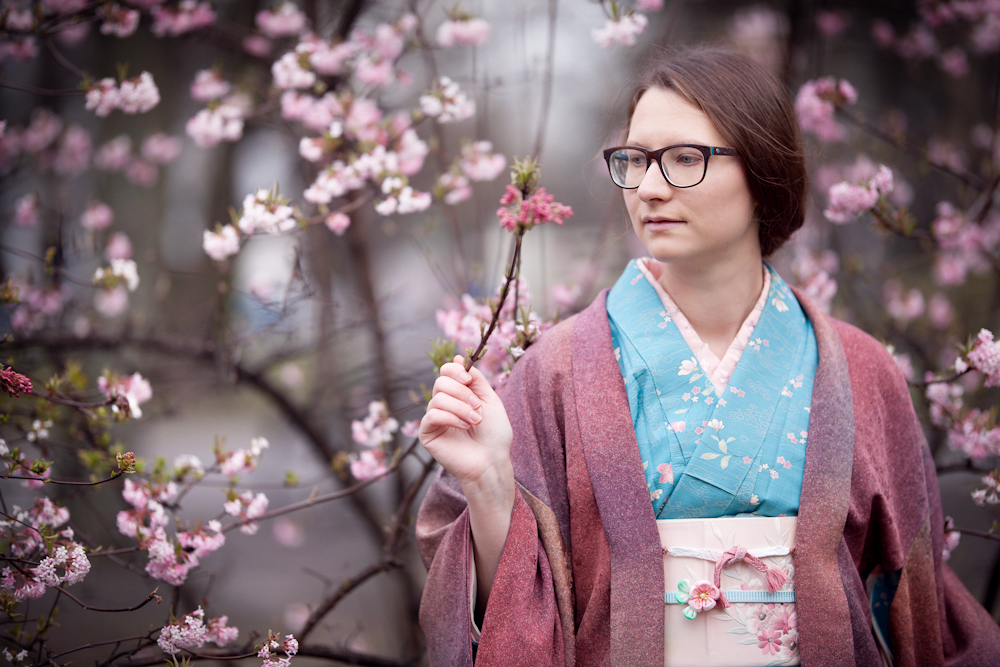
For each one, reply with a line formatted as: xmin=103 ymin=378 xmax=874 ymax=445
xmin=1 ymin=0 xmax=999 ymax=663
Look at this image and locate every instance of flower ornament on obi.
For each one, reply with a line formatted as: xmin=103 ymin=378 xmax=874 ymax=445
xmin=674 ymin=579 xmax=721 ymax=619
xmin=666 ymin=543 xmax=791 ymax=609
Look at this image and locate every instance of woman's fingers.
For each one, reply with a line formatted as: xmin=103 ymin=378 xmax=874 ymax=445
xmin=422 ymin=406 xmax=471 ymax=432
xmin=432 ymin=375 xmax=482 ymax=409
xmin=428 ymin=391 xmax=483 ymax=425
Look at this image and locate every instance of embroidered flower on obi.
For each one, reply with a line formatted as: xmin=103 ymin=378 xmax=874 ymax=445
xmin=674 ymin=579 xmax=720 ymax=619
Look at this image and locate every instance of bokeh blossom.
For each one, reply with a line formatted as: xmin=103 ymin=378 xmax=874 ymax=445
xmin=795 ymin=77 xmax=857 ymax=142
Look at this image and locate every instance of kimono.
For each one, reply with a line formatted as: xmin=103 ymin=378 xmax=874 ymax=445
xmin=416 ymin=281 xmax=1000 ymax=666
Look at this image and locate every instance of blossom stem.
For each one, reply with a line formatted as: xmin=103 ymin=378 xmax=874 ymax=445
xmin=836 ymin=108 xmax=984 ymax=190
xmin=44 ymin=37 xmax=86 ymax=78
xmin=298 ymin=558 xmax=403 ymax=641
xmin=910 ymin=370 xmax=969 ymax=389
xmin=28 ymin=390 xmax=116 ymax=409
xmin=0 ymin=80 xmax=84 ymax=97
xmin=0 ymin=471 xmax=121 ymax=486
xmin=52 ymin=586 xmax=160 ymax=613
xmin=955 ymin=527 xmax=1000 ymax=543
xmin=48 ymin=635 xmax=154 ymax=661
xmin=464 ymin=228 xmax=525 ymax=372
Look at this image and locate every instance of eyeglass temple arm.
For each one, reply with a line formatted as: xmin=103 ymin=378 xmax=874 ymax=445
xmin=710 ymin=147 xmax=738 ymax=156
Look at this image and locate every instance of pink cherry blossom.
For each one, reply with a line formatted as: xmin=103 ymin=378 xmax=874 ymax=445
xmin=203 ymin=225 xmax=241 ymax=261
xmin=81 ymin=201 xmax=113 ymax=231
xmin=460 ymin=140 xmax=506 ymax=181
xmin=350 ymin=449 xmax=388 ymax=480
xmin=255 ymin=3 xmax=307 ymax=38
xmin=94 ymin=286 xmax=129 ymax=317
xmin=32 ymin=542 xmax=91 ymax=587
xmin=310 ymin=40 xmax=355 ymax=75
xmin=94 ymin=135 xmax=132 ymax=171
xmin=15 ymin=194 xmax=38 ymax=227
xmin=436 ymin=18 xmax=491 ymax=47
xmin=150 ymin=1 xmax=216 ymax=37
xmin=592 ymin=13 xmax=648 ymax=49
xmin=882 ymin=280 xmax=925 ymax=322
xmin=125 ymin=158 xmax=158 ymax=187
xmin=54 ymin=125 xmax=92 ymax=176
xmin=205 ymin=615 xmax=239 ymax=646
xmin=223 ymin=491 xmax=269 ymax=535
xmin=105 ymin=232 xmax=133 ymax=260
xmin=795 ymin=77 xmax=857 ymax=142
xmin=635 ymin=0 xmax=664 ymax=11
xmin=552 ymin=283 xmax=582 ymax=310
xmin=419 ymin=77 xmax=474 ymax=123
xmin=824 ymin=165 xmax=892 ymax=223
xmin=177 ymin=520 xmax=225 ymax=559
xmin=186 ymin=104 xmax=245 ymax=147
xmin=141 ymin=132 xmax=181 ymax=164
xmin=871 ymin=19 xmax=895 ymax=48
xmin=99 ymin=371 xmax=152 ymax=418
xmin=928 ymin=293 xmax=954 ymax=329
xmin=324 ymin=212 xmax=350 ymax=235
xmin=938 ymin=47 xmax=969 ymax=77
xmin=117 ymin=71 xmax=161 ymax=114
xmin=237 ymin=189 xmax=296 ymax=234
xmin=496 ymin=185 xmax=574 ymax=232
xmin=272 ymin=51 xmax=316 ymax=89
xmin=943 ymin=516 xmax=961 ymax=560
xmin=85 ymin=78 xmax=120 ymax=117
xmin=968 ymin=329 xmax=1000 ymax=387
xmin=219 ymin=437 xmax=270 ymax=477
xmin=190 ymin=69 xmax=232 ymax=101
xmin=99 ymin=4 xmax=140 ymax=37
xmin=243 ymin=34 xmax=273 ymax=57
xmin=815 ymin=10 xmax=850 ymax=38
xmin=657 ymin=463 xmax=674 ymax=484
xmin=437 ymin=172 xmax=472 ymax=205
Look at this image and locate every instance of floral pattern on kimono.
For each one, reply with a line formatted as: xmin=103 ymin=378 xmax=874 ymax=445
xmin=607 ymin=260 xmax=818 ymax=519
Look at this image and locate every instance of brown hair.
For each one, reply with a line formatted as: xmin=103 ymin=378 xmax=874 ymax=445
xmin=627 ymin=47 xmax=807 ymax=257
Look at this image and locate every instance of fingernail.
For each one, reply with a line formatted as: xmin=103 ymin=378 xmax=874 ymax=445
xmin=459 ymin=372 xmax=472 ymax=382
xmin=468 ymin=394 xmax=481 ymax=408
xmin=468 ymin=410 xmax=482 ymax=424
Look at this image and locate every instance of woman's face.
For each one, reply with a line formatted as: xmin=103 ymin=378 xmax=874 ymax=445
xmin=623 ymin=87 xmax=759 ymax=268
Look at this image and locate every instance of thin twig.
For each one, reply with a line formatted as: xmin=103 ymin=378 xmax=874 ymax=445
xmin=298 ymin=559 xmax=402 ymax=641
xmin=0 ymin=80 xmax=84 ymax=97
xmin=0 ymin=471 xmax=121 ymax=487
xmin=221 ymin=439 xmax=421 ymax=534
xmin=46 ymin=635 xmax=152 ymax=662
xmin=956 ymin=527 xmax=1000 ymax=543
xmin=54 ymin=586 xmax=160 ymax=613
xmin=464 ymin=229 xmax=525 ymax=371
xmin=28 ymin=390 xmax=115 ymax=410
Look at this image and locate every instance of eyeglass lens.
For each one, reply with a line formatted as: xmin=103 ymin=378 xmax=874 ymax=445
xmin=607 ymin=147 xmax=707 ymax=188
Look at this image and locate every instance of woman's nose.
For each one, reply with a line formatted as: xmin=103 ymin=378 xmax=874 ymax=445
xmin=636 ymin=160 xmax=675 ymax=202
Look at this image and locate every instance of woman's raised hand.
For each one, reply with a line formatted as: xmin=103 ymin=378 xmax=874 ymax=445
xmin=419 ymin=356 xmax=514 ymax=491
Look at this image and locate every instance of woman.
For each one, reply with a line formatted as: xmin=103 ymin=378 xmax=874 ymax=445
xmin=416 ymin=47 xmax=1000 ymax=666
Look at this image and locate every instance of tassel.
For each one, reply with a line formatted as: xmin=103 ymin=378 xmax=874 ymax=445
xmin=765 ymin=567 xmax=788 ymax=593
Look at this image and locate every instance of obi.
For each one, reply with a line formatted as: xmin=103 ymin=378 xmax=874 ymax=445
xmin=660 ymin=516 xmax=799 ymax=667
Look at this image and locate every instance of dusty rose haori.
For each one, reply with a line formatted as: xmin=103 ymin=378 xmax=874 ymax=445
xmin=416 ymin=288 xmax=1000 ymax=666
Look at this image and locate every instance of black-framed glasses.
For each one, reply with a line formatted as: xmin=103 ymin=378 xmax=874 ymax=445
xmin=603 ymin=144 xmax=739 ymax=189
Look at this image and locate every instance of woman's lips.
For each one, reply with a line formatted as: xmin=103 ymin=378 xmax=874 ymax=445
xmin=644 ymin=218 xmax=685 ymax=230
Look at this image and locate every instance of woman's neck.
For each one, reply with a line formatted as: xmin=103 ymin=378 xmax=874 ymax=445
xmin=651 ymin=257 xmax=765 ymax=359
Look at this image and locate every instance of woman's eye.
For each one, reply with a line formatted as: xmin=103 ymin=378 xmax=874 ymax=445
xmin=628 ymin=155 xmax=645 ymax=167
xmin=676 ymin=154 xmax=703 ymax=166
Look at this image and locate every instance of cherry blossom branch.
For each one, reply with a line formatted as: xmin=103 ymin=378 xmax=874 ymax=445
xmin=836 ymin=108 xmax=984 ymax=190
xmin=956 ymin=527 xmax=1000 ymax=543
xmin=28 ymin=389 xmax=114 ymax=410
xmin=464 ymin=228 xmax=525 ymax=372
xmin=43 ymin=37 xmax=85 ymax=78
xmin=0 ymin=471 xmax=122 ymax=487
xmin=0 ymin=242 xmax=93 ymax=285
xmin=118 ymin=645 xmax=413 ymax=667
xmin=0 ymin=80 xmax=84 ymax=97
xmin=53 ymin=586 xmax=161 ymax=613
xmin=221 ymin=438 xmax=421 ymax=533
xmin=46 ymin=635 xmax=153 ymax=662
xmin=298 ymin=558 xmax=403 ymax=641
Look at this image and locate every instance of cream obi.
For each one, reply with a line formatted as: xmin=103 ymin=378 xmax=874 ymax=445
xmin=660 ymin=516 xmax=799 ymax=667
